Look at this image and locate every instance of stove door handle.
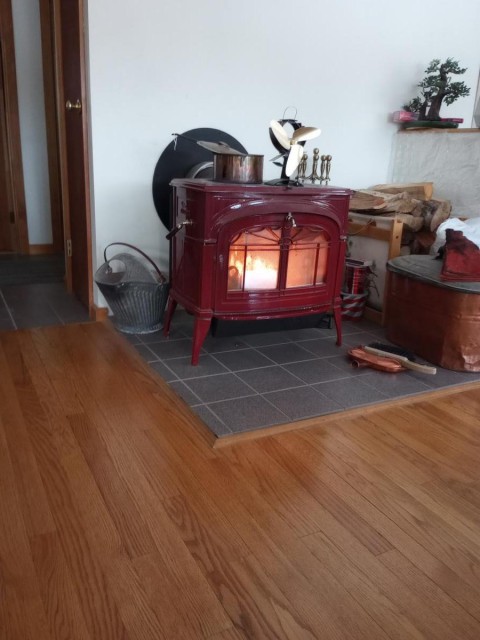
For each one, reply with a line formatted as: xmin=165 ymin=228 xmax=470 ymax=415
xmin=166 ymin=220 xmax=193 ymax=240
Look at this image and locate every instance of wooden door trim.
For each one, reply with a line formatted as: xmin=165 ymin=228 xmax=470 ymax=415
xmin=0 ymin=0 xmax=29 ymax=254
xmin=51 ymin=0 xmax=93 ymax=309
xmin=51 ymin=0 xmax=71 ymax=291
xmin=39 ymin=0 xmax=63 ymax=254
xmin=76 ymin=0 xmax=93 ymax=312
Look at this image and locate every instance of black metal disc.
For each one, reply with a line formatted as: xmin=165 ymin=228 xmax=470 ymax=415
xmin=152 ymin=128 xmax=247 ymax=228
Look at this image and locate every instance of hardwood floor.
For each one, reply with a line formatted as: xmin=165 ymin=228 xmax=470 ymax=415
xmin=1 ymin=321 xmax=480 ymax=639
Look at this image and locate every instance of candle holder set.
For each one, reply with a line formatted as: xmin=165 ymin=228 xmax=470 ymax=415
xmin=297 ymin=148 xmax=332 ymax=184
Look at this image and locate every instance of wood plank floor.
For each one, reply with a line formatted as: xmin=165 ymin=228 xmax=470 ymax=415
xmin=1 ymin=321 xmax=480 ymax=640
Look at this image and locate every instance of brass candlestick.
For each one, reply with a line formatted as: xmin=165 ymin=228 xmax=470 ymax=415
xmin=320 ymin=155 xmax=327 ymax=181
xmin=297 ymin=152 xmax=308 ymax=181
xmin=307 ymin=148 xmax=321 ymax=183
xmin=324 ymin=155 xmax=332 ymax=184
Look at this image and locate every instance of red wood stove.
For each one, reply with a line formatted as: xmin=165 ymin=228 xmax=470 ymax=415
xmin=163 ymin=179 xmax=351 ymax=364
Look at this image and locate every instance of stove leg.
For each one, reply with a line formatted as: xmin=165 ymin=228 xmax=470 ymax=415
xmin=163 ymin=296 xmax=177 ymax=337
xmin=191 ymin=316 xmax=212 ymax=365
xmin=333 ymin=307 xmax=342 ymax=346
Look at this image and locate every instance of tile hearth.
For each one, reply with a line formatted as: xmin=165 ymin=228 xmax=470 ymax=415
xmin=124 ymin=309 xmax=480 ymax=438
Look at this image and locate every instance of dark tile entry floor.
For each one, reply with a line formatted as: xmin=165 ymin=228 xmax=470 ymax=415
xmin=125 ymin=309 xmax=480 ymax=438
xmin=0 ymin=253 xmax=65 ymax=285
xmin=0 ymin=283 xmax=91 ymax=331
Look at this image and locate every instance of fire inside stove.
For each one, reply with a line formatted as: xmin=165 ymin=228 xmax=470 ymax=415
xmin=227 ymin=227 xmax=329 ymax=292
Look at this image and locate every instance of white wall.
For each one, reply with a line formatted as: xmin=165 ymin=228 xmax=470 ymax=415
xmin=86 ymin=0 xmax=480 ymax=301
xmin=12 ymin=0 xmax=52 ymax=245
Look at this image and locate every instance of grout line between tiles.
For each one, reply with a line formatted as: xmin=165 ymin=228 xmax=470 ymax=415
xmin=169 ymin=380 xmax=204 ymax=406
xmin=48 ymin=301 xmax=67 ymax=325
xmin=200 ymin=404 xmax=233 ymax=435
xmin=188 ymin=350 xmax=293 ymax=429
xmin=0 ymin=288 xmax=17 ymax=329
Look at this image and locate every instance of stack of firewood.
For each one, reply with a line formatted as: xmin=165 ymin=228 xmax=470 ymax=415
xmin=349 ymin=182 xmax=451 ymax=254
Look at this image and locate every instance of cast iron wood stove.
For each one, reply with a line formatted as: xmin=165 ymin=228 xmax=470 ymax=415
xmin=164 ymin=179 xmax=351 ymax=364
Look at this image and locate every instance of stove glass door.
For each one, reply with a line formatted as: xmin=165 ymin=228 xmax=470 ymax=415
xmin=286 ymin=228 xmax=329 ymax=288
xmin=227 ymin=225 xmax=330 ymax=292
xmin=228 ymin=227 xmax=281 ymax=291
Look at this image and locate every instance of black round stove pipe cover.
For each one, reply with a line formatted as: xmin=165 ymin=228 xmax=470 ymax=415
xmin=152 ymin=128 xmax=247 ymax=229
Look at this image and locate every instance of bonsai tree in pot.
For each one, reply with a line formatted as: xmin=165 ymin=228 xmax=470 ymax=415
xmin=404 ymin=58 xmax=470 ymax=121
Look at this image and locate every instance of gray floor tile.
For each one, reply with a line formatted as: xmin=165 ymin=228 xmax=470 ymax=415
xmin=123 ymin=312 xmax=480 ymax=437
xmin=213 ymin=348 xmax=274 ymax=372
xmin=133 ymin=343 xmax=158 ymax=362
xmin=122 ymin=333 xmax=144 ymax=345
xmin=1 ymin=283 xmax=57 ymax=302
xmin=284 ymin=327 xmax=326 ymax=341
xmin=359 ymin=370 xmax=432 ymax=397
xmin=14 ymin=311 xmax=63 ymax=329
xmin=313 ymin=377 xmax=389 ymax=408
xmin=3 ymin=296 xmax=54 ymax=315
xmin=284 ymin=358 xmax=352 ymax=384
xmin=264 ymin=386 xmax=343 ymax=421
xmin=0 ymin=281 xmax=92 ymax=331
xmin=141 ymin=327 xmax=186 ymax=342
xmin=201 ymin=335 xmax=250 ymax=353
xmin=170 ymin=310 xmax=196 ymax=332
xmin=169 ymin=381 xmax=202 ymax=405
xmin=0 ymin=296 xmax=10 ymax=318
xmin=149 ymin=360 xmax=178 ymax=382
xmin=190 ymin=405 xmax=232 ymax=437
xmin=341 ymin=321 xmax=368 ymax=336
xmin=258 ymin=342 xmax=318 ymax=365
xmin=0 ymin=317 xmax=15 ymax=331
xmin=166 ymin=354 xmax=230 ymax=380
xmin=184 ymin=373 xmax=256 ymax=403
xmin=343 ymin=331 xmax=387 ymax=347
xmin=242 ymin=331 xmax=293 ymax=347
xmin=54 ymin=308 xmax=91 ymax=324
xmin=291 ymin=337 xmax=346 ymax=359
xmin=0 ymin=254 xmax=64 ymax=286
xmin=148 ymin=338 xmax=197 ymax=360
xmin=209 ymin=395 xmax=289 ymax=432
xmin=323 ymin=355 xmax=372 ymax=376
xmin=405 ymin=367 xmax=480 ymax=389
xmin=236 ymin=365 xmax=305 ymax=393
xmin=1 ymin=283 xmax=92 ymax=328
xmin=344 ymin=318 xmax=383 ymax=334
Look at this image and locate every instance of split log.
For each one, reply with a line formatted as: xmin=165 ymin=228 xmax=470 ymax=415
xmin=348 ymin=183 xmax=451 ymax=256
xmin=430 ymin=199 xmax=452 ymax=232
xmin=349 ymin=191 xmax=386 ymax=211
xmin=380 ymin=193 xmax=421 ymax=214
xmin=395 ymin=213 xmax=424 ymax=232
xmin=410 ymin=230 xmax=437 ymax=254
xmin=350 ymin=189 xmax=419 ymax=215
xmin=370 ymin=182 xmax=434 ymax=200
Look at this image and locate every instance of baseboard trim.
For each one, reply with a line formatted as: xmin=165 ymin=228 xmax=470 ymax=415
xmin=29 ymin=243 xmax=57 ymax=255
xmin=90 ymin=305 xmax=109 ymax=321
xmin=363 ymin=306 xmax=384 ymax=326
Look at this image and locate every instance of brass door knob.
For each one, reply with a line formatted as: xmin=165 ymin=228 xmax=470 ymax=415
xmin=65 ymin=99 xmax=82 ymax=111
